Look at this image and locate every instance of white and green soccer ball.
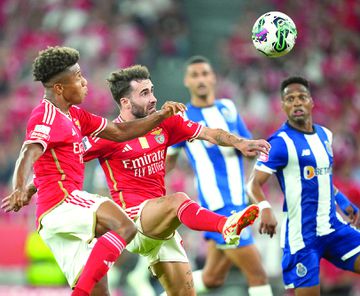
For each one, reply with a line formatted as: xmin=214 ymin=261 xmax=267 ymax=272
xmin=252 ymin=11 xmax=297 ymax=58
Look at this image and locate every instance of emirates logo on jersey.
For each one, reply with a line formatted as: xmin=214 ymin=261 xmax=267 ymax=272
xmin=122 ymin=149 xmax=165 ymax=177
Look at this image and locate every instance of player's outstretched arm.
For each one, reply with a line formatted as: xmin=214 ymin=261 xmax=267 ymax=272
xmin=247 ymin=169 xmax=278 ymax=238
xmin=1 ymin=143 xmax=43 ymax=212
xmin=98 ymin=101 xmax=186 ymax=142
xmin=197 ymin=126 xmax=270 ymax=157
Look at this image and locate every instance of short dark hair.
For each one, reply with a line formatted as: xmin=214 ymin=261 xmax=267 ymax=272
xmin=281 ymin=76 xmax=310 ymax=95
xmin=32 ymin=46 xmax=80 ymax=83
xmin=185 ymin=55 xmax=211 ymax=67
xmin=107 ymin=65 xmax=151 ymax=105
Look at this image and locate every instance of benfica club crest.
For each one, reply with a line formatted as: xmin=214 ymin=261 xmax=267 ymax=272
xmin=155 ymin=134 xmax=165 ymax=144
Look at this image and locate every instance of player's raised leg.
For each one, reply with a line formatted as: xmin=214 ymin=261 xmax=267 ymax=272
xmin=72 ymin=200 xmax=137 ymax=296
xmin=139 ymin=192 xmax=259 ymax=245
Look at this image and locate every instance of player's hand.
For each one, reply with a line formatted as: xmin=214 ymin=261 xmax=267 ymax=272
xmin=160 ymin=101 xmax=187 ymax=118
xmin=1 ymin=188 xmax=32 ymax=212
xmin=259 ymin=208 xmax=277 ymax=238
xmin=344 ymin=204 xmax=360 ymax=228
xmin=235 ymin=139 xmax=271 ymax=157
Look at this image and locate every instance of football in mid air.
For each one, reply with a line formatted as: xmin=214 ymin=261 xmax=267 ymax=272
xmin=251 ymin=11 xmax=297 ymax=58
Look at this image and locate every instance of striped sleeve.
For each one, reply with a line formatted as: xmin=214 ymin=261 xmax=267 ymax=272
xmin=25 ymin=102 xmax=58 ymax=151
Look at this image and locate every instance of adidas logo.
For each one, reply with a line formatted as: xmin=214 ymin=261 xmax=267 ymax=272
xmin=122 ymin=144 xmax=132 ymax=152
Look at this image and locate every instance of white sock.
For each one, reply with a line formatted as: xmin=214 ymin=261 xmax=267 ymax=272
xmin=192 ymin=269 xmax=209 ymax=294
xmin=248 ymin=284 xmax=273 ymax=296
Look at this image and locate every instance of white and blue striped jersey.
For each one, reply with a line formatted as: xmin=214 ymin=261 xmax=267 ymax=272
xmin=255 ymin=122 xmax=345 ymax=255
xmin=169 ymin=99 xmax=252 ymax=212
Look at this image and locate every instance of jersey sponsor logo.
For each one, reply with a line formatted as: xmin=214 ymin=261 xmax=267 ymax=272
xmin=73 ymin=142 xmax=85 ymax=154
xmin=301 ymin=149 xmax=311 ymax=156
xmin=122 ymin=144 xmax=132 ymax=152
xmin=155 ymin=134 xmax=165 ymax=144
xmin=324 ymin=141 xmax=333 ymax=157
xmin=303 ymin=165 xmax=332 ymax=180
xmin=296 ymin=262 xmax=307 ymax=277
xmin=122 ymin=149 xmax=165 ymax=177
xmin=30 ymin=130 xmax=50 ymax=141
xmin=34 ymin=124 xmax=51 ymax=135
xmin=73 ymin=142 xmax=85 ymax=163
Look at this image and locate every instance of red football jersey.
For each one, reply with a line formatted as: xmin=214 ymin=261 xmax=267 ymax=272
xmin=25 ymin=99 xmax=107 ymax=224
xmin=84 ymin=114 xmax=202 ymax=208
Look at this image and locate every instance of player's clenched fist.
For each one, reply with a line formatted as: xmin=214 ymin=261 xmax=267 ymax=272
xmin=160 ymin=101 xmax=187 ymax=118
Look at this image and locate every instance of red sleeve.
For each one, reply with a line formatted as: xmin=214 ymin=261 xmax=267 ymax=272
xmin=71 ymin=106 xmax=107 ymax=138
xmin=162 ymin=114 xmax=203 ymax=147
xmin=25 ymin=106 xmax=58 ymax=151
xmin=83 ymin=136 xmax=115 ymax=162
xmin=25 ymin=112 xmax=52 ymax=151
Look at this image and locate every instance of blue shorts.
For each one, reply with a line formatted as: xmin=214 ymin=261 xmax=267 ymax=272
xmin=203 ymin=205 xmax=254 ymax=248
xmin=282 ymin=224 xmax=360 ymax=289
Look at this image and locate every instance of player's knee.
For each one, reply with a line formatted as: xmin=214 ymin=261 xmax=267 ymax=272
xmin=354 ymin=254 xmax=360 ymax=273
xmin=203 ymin=273 xmax=225 ymax=289
xmin=114 ymin=219 xmax=137 ymax=243
xmin=172 ymin=192 xmax=191 ymax=203
xmin=245 ymin=270 xmax=268 ymax=286
xmin=166 ymin=285 xmax=195 ymax=296
xmin=170 ymin=192 xmax=191 ymax=212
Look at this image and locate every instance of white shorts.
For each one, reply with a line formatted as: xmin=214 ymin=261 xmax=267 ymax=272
xmin=125 ymin=201 xmax=188 ymax=267
xmin=38 ymin=190 xmax=111 ymax=287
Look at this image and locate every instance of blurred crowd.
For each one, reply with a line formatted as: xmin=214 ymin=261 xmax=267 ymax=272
xmin=0 ymin=0 xmax=360 ymax=293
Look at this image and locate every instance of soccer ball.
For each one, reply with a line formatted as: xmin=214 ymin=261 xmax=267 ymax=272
xmin=252 ymin=11 xmax=297 ymax=58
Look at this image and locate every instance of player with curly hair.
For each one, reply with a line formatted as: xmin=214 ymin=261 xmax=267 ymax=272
xmin=1 ymin=46 xmax=186 ymax=296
